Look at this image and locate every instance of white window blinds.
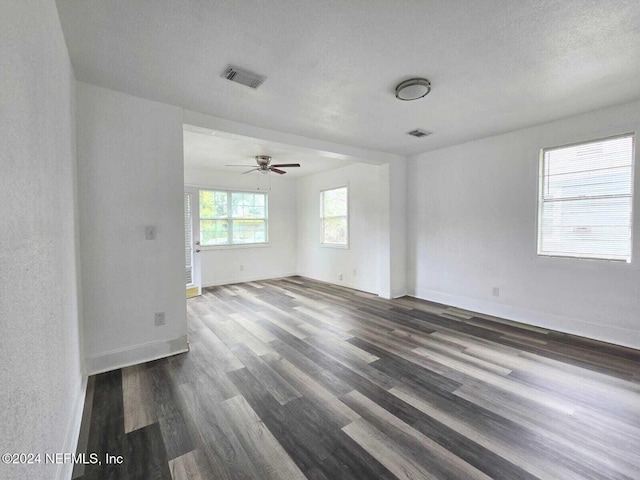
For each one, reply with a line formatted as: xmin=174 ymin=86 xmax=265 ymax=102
xmin=184 ymin=192 xmax=193 ymax=285
xmin=538 ymin=134 xmax=635 ymax=262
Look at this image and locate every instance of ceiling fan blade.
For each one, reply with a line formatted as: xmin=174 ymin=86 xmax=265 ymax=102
xmin=269 ymin=167 xmax=287 ymax=174
xmin=226 ymin=164 xmax=256 ymax=167
xmin=271 ymin=163 xmax=300 ymax=168
xmin=242 ymin=168 xmax=259 ymax=174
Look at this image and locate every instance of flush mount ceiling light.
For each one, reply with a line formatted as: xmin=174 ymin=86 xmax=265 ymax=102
xmin=407 ymin=128 xmax=432 ymax=138
xmin=395 ymin=78 xmax=431 ymax=101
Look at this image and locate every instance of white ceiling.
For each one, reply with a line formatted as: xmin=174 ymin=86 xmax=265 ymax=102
xmin=183 ymin=125 xmax=353 ymax=178
xmin=57 ymin=0 xmax=640 ymax=156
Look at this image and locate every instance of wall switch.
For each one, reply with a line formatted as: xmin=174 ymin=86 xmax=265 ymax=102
xmin=239 ymin=265 xmax=244 ymax=271
xmin=338 ymin=273 xmax=343 ymax=281
xmin=145 ymin=225 xmax=157 ymax=240
xmin=492 ymin=287 xmax=500 ymax=297
xmin=155 ymin=312 xmax=166 ymax=326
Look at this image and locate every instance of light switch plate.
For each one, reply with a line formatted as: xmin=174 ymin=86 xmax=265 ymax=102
xmin=155 ymin=312 xmax=166 ymax=326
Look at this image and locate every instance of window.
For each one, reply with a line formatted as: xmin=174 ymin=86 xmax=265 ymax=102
xmin=538 ymin=134 xmax=634 ymax=262
xmin=184 ymin=192 xmax=193 ymax=284
xmin=199 ymin=190 xmax=267 ymax=246
xmin=321 ymin=186 xmax=348 ymax=246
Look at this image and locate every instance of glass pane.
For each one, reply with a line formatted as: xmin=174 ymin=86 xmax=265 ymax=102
xmin=240 ymin=205 xmax=264 ymax=219
xmin=541 ymin=197 xmax=632 ymax=227
xmin=323 ymin=216 xmax=347 ymax=244
xmin=323 ymin=187 xmax=347 ymax=217
xmin=545 ymin=136 xmax=633 ymax=176
xmin=231 ymin=192 xmax=245 ymax=207
xmin=231 ymin=193 xmax=266 ymax=219
xmin=540 ymin=197 xmax=632 ymax=259
xmin=200 ymin=190 xmax=227 ymax=218
xmin=232 ymin=219 xmax=266 ymax=244
xmin=200 ymin=219 xmax=229 ymax=245
xmin=540 ymin=225 xmax=631 ymax=259
xmin=542 ymin=166 xmax=632 ymax=200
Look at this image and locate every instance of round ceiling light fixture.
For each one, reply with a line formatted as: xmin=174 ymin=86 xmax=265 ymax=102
xmin=395 ymin=78 xmax=431 ymax=101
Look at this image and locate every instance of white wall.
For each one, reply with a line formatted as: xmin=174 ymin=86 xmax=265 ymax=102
xmin=184 ymin=109 xmax=407 ymax=297
xmin=0 ymin=2 xmax=84 ymax=479
xmin=184 ymin=109 xmax=401 ymax=166
xmin=407 ymin=100 xmax=640 ymax=349
xmin=377 ymin=159 xmax=407 ymax=299
xmin=297 ymin=164 xmax=381 ymax=294
xmin=389 ymin=160 xmax=407 ymax=298
xmin=77 ymin=82 xmax=188 ymax=373
xmin=184 ymin=168 xmax=297 ymax=286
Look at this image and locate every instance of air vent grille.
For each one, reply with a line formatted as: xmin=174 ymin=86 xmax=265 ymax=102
xmin=408 ymin=129 xmax=432 ymax=138
xmin=222 ymin=65 xmax=266 ymax=89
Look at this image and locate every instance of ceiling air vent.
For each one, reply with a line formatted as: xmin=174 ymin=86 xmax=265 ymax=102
xmin=407 ymin=129 xmax=432 ymax=138
xmin=222 ymin=65 xmax=266 ymax=89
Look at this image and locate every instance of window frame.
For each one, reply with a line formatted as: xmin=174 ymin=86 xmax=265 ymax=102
xmin=536 ymin=133 xmax=635 ymax=263
xmin=320 ymin=185 xmax=349 ymax=249
xmin=199 ymin=188 xmax=269 ymax=247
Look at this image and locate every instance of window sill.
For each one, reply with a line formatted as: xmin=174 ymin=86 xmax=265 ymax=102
xmin=320 ymin=243 xmax=349 ymax=250
xmin=536 ymin=253 xmax=631 ymax=264
xmin=200 ymin=243 xmax=271 ymax=251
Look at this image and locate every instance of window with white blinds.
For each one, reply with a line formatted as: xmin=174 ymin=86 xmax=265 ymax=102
xmin=184 ymin=192 xmax=193 ymax=285
xmin=538 ymin=134 xmax=635 ymax=262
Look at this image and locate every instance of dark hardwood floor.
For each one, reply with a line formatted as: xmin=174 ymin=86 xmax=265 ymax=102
xmin=74 ymin=276 xmax=640 ymax=480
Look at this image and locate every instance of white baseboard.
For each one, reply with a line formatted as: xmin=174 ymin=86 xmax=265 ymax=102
xmin=56 ymin=375 xmax=87 ymax=480
xmin=201 ymin=272 xmax=297 ymax=288
xmin=377 ymin=288 xmax=407 ymax=300
xmin=391 ymin=289 xmax=408 ymax=299
xmin=201 ymin=272 xmax=384 ymax=298
xmin=86 ymin=335 xmax=189 ymax=375
xmin=409 ymin=287 xmax=640 ymax=350
xmin=297 ymin=272 xmax=379 ymax=296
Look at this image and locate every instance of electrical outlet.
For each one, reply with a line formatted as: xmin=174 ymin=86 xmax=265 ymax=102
xmin=492 ymin=287 xmax=500 ymax=297
xmin=239 ymin=265 xmax=244 ymax=271
xmin=155 ymin=312 xmax=166 ymax=326
xmin=338 ymin=273 xmax=343 ymax=281
xmin=145 ymin=225 xmax=157 ymax=240
xmin=353 ymin=269 xmax=357 ymax=276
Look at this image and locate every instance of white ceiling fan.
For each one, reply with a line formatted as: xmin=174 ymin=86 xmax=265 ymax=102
xmin=226 ymin=155 xmax=300 ymax=175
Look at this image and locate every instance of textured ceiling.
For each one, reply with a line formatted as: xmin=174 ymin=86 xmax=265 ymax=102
xmin=183 ymin=126 xmax=353 ymax=178
xmin=57 ymin=0 xmax=640 ymax=156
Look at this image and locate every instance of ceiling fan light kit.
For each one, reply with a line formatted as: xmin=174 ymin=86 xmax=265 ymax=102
xmin=395 ymin=77 xmax=431 ymax=101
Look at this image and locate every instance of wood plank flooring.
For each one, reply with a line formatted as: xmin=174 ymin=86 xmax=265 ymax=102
xmin=74 ymin=276 xmax=640 ymax=480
